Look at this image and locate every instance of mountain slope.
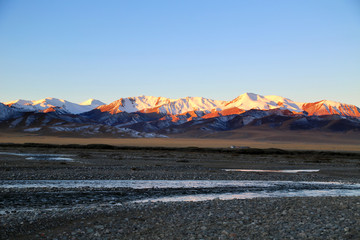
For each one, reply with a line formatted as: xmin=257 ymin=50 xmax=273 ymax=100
xmin=302 ymin=100 xmax=360 ymax=118
xmin=157 ymin=97 xmax=226 ymax=115
xmin=80 ymin=99 xmax=106 ymax=108
xmin=0 ymin=103 xmax=19 ymax=120
xmin=97 ymin=96 xmax=172 ymax=114
xmin=97 ymin=96 xmax=226 ymax=115
xmin=223 ymin=93 xmax=303 ymax=113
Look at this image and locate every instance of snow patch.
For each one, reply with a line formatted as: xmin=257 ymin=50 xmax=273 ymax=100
xmin=24 ymin=127 xmax=42 ymax=132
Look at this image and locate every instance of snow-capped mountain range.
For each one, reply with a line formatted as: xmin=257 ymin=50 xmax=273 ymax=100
xmin=1 ymin=93 xmax=359 ymax=137
xmin=4 ymin=93 xmax=358 ymax=117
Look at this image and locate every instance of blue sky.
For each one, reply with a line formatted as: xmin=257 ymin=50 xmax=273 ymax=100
xmin=1 ymin=0 xmax=359 ymax=106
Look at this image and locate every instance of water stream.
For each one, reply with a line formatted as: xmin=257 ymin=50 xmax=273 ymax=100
xmin=0 ymin=152 xmax=74 ymax=161
xmin=0 ymin=179 xmax=356 ymax=189
xmin=1 ymin=180 xmax=360 ymax=204
xmin=223 ymin=169 xmax=320 ymax=173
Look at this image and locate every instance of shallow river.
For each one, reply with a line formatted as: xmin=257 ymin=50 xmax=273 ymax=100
xmin=1 ymin=180 xmax=360 ymax=204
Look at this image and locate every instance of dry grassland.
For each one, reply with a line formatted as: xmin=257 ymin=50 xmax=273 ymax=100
xmin=0 ymin=131 xmax=359 ymax=152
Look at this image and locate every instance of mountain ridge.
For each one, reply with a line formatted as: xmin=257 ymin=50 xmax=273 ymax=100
xmin=1 ymin=93 xmax=359 ymax=138
xmin=94 ymin=93 xmax=360 ymax=118
xmin=5 ymin=97 xmax=105 ymax=115
xmin=3 ymin=93 xmax=360 ymax=118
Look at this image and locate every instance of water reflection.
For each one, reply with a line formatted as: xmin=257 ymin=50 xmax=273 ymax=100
xmin=134 ymin=189 xmax=360 ymax=203
xmin=1 ymin=180 xmax=360 ymax=204
xmin=223 ymin=169 xmax=320 ymax=173
xmin=1 ymin=179 xmax=359 ymax=190
xmin=0 ymin=152 xmax=74 ymax=161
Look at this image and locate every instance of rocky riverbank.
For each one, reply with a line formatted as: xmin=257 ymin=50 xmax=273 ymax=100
xmin=1 ymin=145 xmax=360 ymax=239
xmin=2 ymin=196 xmax=360 ymax=240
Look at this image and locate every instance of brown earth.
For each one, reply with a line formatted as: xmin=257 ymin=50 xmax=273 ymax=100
xmin=0 ymin=129 xmax=359 ymax=152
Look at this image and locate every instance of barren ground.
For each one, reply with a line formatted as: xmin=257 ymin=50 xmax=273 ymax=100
xmin=0 ymin=137 xmax=360 ymax=239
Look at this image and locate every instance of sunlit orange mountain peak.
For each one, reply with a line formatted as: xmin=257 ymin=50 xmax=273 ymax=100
xmin=93 ymin=93 xmax=360 ymax=118
xmin=302 ymin=100 xmax=360 ymax=118
xmin=97 ymin=96 xmax=172 ymax=114
xmin=3 ymin=93 xmax=360 ymax=119
xmin=1 ymin=93 xmax=360 ymax=136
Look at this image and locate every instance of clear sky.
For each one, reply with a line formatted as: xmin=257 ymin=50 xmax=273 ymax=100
xmin=1 ymin=0 xmax=359 ymax=106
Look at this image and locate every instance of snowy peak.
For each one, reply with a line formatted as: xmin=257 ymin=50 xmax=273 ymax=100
xmin=97 ymin=96 xmax=173 ymax=114
xmin=302 ymin=100 xmax=360 ymax=117
xmin=4 ymin=97 xmax=102 ymax=114
xmin=5 ymin=99 xmax=33 ymax=107
xmin=158 ymin=97 xmax=226 ymax=115
xmin=225 ymin=93 xmax=269 ymax=110
xmin=224 ymin=93 xmax=303 ymax=112
xmin=0 ymin=102 xmax=18 ymax=120
xmin=264 ymin=95 xmax=303 ymax=113
xmin=23 ymin=97 xmax=83 ymax=114
xmin=32 ymin=97 xmax=66 ymax=108
xmin=5 ymin=99 xmax=36 ymax=112
xmin=80 ymin=99 xmax=106 ymax=108
xmin=97 ymin=96 xmax=226 ymax=115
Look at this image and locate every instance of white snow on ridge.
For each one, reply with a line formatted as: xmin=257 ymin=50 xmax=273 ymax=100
xmin=98 ymin=96 xmax=227 ymax=115
xmin=80 ymin=99 xmax=106 ymax=108
xmin=122 ymin=95 xmax=173 ymax=112
xmin=264 ymin=95 xmax=303 ymax=112
xmin=5 ymin=99 xmax=37 ymax=112
xmin=109 ymin=93 xmax=304 ymax=115
xmin=46 ymin=124 xmax=168 ymax=138
xmin=95 ymin=93 xmax=360 ymax=117
xmin=302 ymin=100 xmax=360 ymax=117
xmin=225 ymin=93 xmax=303 ymax=112
xmin=158 ymin=97 xmax=226 ymax=115
xmin=3 ymin=93 xmax=359 ymax=117
xmin=24 ymin=127 xmax=42 ymax=132
xmin=5 ymin=98 xmax=106 ymax=114
xmin=98 ymin=96 xmax=174 ymax=114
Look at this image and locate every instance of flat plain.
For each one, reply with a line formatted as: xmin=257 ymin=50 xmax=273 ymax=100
xmin=0 ymin=129 xmax=360 ymax=152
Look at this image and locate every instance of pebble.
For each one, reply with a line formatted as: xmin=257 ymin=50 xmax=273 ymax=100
xmin=1 ymin=147 xmax=360 ymax=239
xmin=1 ymin=196 xmax=359 ymax=240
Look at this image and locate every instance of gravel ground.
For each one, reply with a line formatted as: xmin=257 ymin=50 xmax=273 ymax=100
xmin=2 ymin=197 xmax=360 ymax=240
xmin=1 ymin=145 xmax=360 ymax=239
xmin=0 ymin=146 xmax=359 ymax=182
